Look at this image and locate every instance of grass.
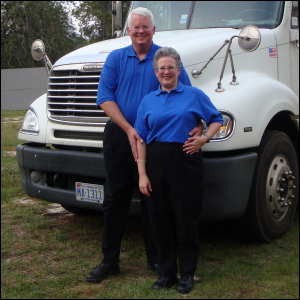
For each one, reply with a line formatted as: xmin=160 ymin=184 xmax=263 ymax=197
xmin=1 ymin=110 xmax=299 ymax=299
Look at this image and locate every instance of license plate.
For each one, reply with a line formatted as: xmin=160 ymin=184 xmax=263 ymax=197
xmin=76 ymin=182 xmax=104 ymax=204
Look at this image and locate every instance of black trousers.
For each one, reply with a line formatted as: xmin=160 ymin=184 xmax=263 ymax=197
xmin=146 ymin=142 xmax=204 ymax=277
xmin=101 ymin=120 xmax=157 ymax=266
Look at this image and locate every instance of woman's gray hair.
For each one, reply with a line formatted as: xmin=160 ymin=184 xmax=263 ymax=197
xmin=153 ymin=47 xmax=181 ymax=69
xmin=128 ymin=7 xmax=154 ymax=27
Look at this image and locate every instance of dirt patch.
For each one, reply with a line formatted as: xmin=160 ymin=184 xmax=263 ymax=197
xmin=12 ymin=197 xmax=35 ymax=205
xmin=3 ymin=151 xmax=16 ymax=157
xmin=1 ymin=117 xmax=23 ymax=124
xmin=44 ymin=203 xmax=72 ymax=216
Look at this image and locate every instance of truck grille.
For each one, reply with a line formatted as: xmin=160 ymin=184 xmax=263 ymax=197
xmin=47 ymin=64 xmax=109 ymax=125
xmin=54 ymin=130 xmax=103 ymax=141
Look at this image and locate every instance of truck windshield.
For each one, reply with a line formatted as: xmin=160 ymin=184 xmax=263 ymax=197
xmin=128 ymin=1 xmax=284 ymax=31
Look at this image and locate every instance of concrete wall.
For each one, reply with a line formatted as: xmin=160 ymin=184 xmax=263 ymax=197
xmin=1 ymin=67 xmax=48 ymax=110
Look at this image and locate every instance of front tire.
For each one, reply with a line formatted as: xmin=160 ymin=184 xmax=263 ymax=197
xmin=244 ymin=130 xmax=299 ymax=242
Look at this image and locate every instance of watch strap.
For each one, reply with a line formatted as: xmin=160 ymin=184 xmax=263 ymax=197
xmin=203 ymin=133 xmax=211 ymax=143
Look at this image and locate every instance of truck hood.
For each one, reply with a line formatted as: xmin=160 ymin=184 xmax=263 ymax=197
xmin=53 ymin=28 xmax=275 ymax=68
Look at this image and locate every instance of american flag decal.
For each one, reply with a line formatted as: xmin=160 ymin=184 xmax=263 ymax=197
xmin=269 ymin=48 xmax=277 ymax=58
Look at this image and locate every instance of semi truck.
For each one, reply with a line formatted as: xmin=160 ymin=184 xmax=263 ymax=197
xmin=17 ymin=1 xmax=299 ymax=242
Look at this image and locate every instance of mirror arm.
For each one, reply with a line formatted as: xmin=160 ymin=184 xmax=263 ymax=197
xmin=228 ymin=49 xmax=238 ymax=86
xmin=43 ymin=54 xmax=53 ymax=76
xmin=216 ymin=35 xmax=241 ymax=92
xmin=198 ymin=39 xmax=229 ymax=76
xmin=192 ymin=26 xmax=261 ymax=92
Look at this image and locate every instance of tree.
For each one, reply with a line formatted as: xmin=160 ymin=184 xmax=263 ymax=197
xmin=72 ymin=1 xmax=131 ymax=44
xmin=1 ymin=1 xmax=131 ymax=69
xmin=72 ymin=1 xmax=111 ymax=43
xmin=1 ymin=1 xmax=86 ymax=69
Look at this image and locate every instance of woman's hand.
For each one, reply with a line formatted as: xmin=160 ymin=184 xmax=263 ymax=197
xmin=139 ymin=174 xmax=152 ymax=196
xmin=182 ymin=136 xmax=207 ymax=154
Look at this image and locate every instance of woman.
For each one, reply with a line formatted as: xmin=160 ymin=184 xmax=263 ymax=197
xmin=134 ymin=47 xmax=223 ymax=294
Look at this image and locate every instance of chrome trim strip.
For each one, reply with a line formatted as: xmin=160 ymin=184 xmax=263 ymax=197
xmin=48 ymin=109 xmax=104 ymax=113
xmin=49 ymin=75 xmax=100 ymax=79
xmin=48 ymin=95 xmax=97 ymax=99
xmin=48 ymin=82 xmax=99 ymax=86
xmin=48 ymin=89 xmax=98 ymax=92
xmin=19 ymin=130 xmax=39 ymax=136
xmin=51 ymin=63 xmax=104 ymax=71
xmin=48 ymin=102 xmax=98 ymax=106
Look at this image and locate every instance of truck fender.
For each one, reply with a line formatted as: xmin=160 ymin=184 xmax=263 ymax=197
xmin=18 ymin=93 xmax=48 ymax=144
xmin=205 ymin=74 xmax=299 ymax=151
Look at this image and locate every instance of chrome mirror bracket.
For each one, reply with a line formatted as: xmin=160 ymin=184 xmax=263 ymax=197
xmin=191 ymin=25 xmax=261 ymax=93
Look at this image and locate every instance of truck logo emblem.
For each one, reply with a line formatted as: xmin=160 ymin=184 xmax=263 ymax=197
xmin=82 ymin=64 xmax=103 ymax=71
xmin=244 ymin=127 xmax=252 ymax=132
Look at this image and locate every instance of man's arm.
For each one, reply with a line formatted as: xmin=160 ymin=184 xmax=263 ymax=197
xmin=188 ymin=121 xmax=203 ymax=138
xmin=100 ymin=101 xmax=143 ymax=159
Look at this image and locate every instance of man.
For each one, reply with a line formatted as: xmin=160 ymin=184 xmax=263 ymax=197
xmin=86 ymin=7 xmax=202 ymax=283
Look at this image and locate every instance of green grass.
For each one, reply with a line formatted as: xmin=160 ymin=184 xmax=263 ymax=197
xmin=1 ymin=111 xmax=27 ymax=203
xmin=1 ymin=110 xmax=299 ymax=299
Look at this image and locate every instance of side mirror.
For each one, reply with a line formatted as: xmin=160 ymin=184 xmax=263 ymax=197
xmin=31 ymin=39 xmax=52 ymax=75
xmin=31 ymin=39 xmax=45 ymax=61
xmin=238 ymin=25 xmax=261 ymax=52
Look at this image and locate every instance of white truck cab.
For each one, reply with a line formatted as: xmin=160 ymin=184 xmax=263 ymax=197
xmin=17 ymin=1 xmax=299 ymax=242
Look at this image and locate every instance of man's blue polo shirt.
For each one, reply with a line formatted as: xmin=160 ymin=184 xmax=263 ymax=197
xmin=96 ymin=42 xmax=191 ymax=126
xmin=134 ymin=81 xmax=223 ymax=144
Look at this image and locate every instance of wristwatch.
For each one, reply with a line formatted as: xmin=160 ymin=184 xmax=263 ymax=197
xmin=203 ymin=133 xmax=211 ymax=143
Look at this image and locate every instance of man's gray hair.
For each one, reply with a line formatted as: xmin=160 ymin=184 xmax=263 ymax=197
xmin=128 ymin=7 xmax=154 ymax=27
xmin=153 ymin=47 xmax=181 ymax=69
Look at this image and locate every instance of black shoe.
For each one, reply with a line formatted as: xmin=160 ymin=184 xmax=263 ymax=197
xmin=86 ymin=262 xmax=120 ymax=282
xmin=152 ymin=275 xmax=178 ymax=290
xmin=177 ymin=274 xmax=194 ymax=293
xmin=147 ymin=263 xmax=158 ymax=272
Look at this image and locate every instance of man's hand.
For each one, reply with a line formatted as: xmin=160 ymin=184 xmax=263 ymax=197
xmin=126 ymin=127 xmax=144 ymax=160
xmin=188 ymin=122 xmax=203 ymax=137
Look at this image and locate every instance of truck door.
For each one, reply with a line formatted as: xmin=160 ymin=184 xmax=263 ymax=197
xmin=290 ymin=2 xmax=299 ymax=97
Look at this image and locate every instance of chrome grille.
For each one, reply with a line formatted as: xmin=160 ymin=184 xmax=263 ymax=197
xmin=47 ymin=64 xmax=109 ymax=125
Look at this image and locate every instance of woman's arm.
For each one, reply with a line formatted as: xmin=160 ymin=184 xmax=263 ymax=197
xmin=137 ymin=141 xmax=152 ymax=196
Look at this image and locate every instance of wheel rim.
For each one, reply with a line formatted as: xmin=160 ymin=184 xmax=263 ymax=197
xmin=266 ymin=155 xmax=296 ymax=222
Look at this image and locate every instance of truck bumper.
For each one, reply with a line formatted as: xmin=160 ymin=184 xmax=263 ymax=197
xmin=16 ymin=143 xmax=257 ymax=220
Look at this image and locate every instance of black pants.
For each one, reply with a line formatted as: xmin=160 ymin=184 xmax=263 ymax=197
xmin=101 ymin=120 xmax=157 ymax=266
xmin=146 ymin=142 xmax=204 ymax=277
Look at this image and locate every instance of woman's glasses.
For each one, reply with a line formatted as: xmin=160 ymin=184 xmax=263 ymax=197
xmin=156 ymin=66 xmax=179 ymax=74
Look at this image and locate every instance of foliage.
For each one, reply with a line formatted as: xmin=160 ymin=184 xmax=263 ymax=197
xmin=72 ymin=1 xmax=112 ymax=43
xmin=1 ymin=1 xmax=131 ymax=69
xmin=72 ymin=1 xmax=131 ymax=44
xmin=1 ymin=1 xmax=85 ymax=69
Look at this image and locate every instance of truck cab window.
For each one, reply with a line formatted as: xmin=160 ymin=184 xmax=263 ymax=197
xmin=190 ymin=1 xmax=284 ymax=29
xmin=127 ymin=1 xmax=192 ymax=32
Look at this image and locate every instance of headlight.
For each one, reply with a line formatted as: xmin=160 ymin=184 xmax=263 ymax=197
xmin=201 ymin=111 xmax=235 ymax=141
xmin=20 ymin=109 xmax=39 ymax=134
